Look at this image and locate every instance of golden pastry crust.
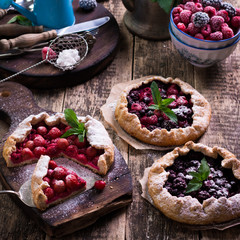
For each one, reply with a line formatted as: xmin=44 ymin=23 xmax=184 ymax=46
xmin=115 ymin=76 xmax=211 ymax=146
xmin=3 ymin=112 xmax=114 ymax=175
xmin=31 ymin=155 xmax=86 ymax=211
xmin=148 ymin=141 xmax=240 ymax=225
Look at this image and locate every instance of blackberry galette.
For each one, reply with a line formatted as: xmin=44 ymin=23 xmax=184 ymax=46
xmin=115 ymin=76 xmax=211 ymax=146
xmin=3 ymin=112 xmax=114 ymax=175
xmin=148 ymin=141 xmax=240 ymax=225
xmin=32 ymin=155 xmax=86 ymax=210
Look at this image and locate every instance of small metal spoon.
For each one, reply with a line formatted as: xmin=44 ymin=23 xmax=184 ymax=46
xmin=0 ymin=179 xmax=35 ymax=207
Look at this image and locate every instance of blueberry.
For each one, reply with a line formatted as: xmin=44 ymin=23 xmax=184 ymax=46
xmin=139 ymin=109 xmax=146 ymax=116
xmin=147 ymin=125 xmax=157 ymax=131
xmin=173 ymin=177 xmax=187 ymax=189
xmin=197 ymin=191 xmax=211 ymax=202
xmin=143 ymin=97 xmax=151 ymax=104
xmin=147 ymin=110 xmax=154 ymax=116
xmin=130 ymin=90 xmax=139 ymax=101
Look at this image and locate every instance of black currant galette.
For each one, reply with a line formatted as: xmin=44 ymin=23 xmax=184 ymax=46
xmin=3 ymin=112 xmax=114 ymax=175
xmin=32 ymin=155 xmax=87 ymax=211
xmin=148 ymin=141 xmax=240 ymax=225
xmin=115 ymin=76 xmax=211 ymax=146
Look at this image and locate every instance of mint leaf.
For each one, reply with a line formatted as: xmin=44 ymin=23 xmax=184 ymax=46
xmin=150 ymin=81 xmax=162 ymax=106
xmin=198 ymin=158 xmax=210 ymax=180
xmin=185 ymin=157 xmax=210 ymax=194
xmin=64 ymin=109 xmax=81 ymax=129
xmin=149 ymin=81 xmax=178 ymax=123
xmin=61 ymin=109 xmax=86 ymax=142
xmin=161 ymin=98 xmax=175 ymax=107
xmin=186 ymin=181 xmax=202 ymax=194
xmin=8 ymin=15 xmax=32 ymax=26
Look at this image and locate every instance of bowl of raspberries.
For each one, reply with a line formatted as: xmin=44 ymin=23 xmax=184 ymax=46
xmin=170 ymin=0 xmax=240 ymax=49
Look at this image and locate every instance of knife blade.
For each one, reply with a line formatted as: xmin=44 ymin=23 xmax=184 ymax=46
xmin=0 ymin=16 xmax=110 ymax=52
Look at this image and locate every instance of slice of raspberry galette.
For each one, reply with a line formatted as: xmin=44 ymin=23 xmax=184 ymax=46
xmin=115 ymin=76 xmax=211 ymax=146
xmin=3 ymin=112 xmax=114 ymax=175
xmin=148 ymin=141 xmax=240 ymax=225
xmin=31 ymin=155 xmax=86 ymax=211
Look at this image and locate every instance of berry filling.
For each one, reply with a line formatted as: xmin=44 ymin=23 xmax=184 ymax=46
xmin=127 ymin=81 xmax=193 ymax=131
xmin=164 ymin=150 xmax=240 ymax=203
xmin=10 ymin=122 xmax=104 ymax=170
xmin=43 ymin=160 xmax=86 ymax=204
xmin=172 ymin=0 xmax=240 ymax=40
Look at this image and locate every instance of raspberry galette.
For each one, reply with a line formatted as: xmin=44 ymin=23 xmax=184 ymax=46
xmin=115 ymin=76 xmax=211 ymax=146
xmin=148 ymin=141 xmax=240 ymax=225
xmin=3 ymin=112 xmax=114 ymax=175
xmin=32 ymin=155 xmax=86 ymax=211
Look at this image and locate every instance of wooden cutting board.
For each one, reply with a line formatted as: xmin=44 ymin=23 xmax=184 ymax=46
xmin=0 ymin=1 xmax=120 ymax=89
xmin=0 ymin=82 xmax=132 ymax=238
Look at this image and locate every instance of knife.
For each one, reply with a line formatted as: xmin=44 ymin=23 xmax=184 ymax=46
xmin=0 ymin=16 xmax=110 ymax=52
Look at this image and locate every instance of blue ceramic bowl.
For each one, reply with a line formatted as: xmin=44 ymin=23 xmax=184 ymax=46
xmin=170 ymin=8 xmax=240 ymax=49
xmin=169 ymin=24 xmax=240 ymax=67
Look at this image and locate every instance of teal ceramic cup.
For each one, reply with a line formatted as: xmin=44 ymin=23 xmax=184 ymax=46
xmin=0 ymin=0 xmax=75 ymax=29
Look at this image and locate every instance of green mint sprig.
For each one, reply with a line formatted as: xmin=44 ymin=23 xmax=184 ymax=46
xmin=7 ymin=15 xmax=32 ymax=26
xmin=61 ymin=109 xmax=86 ymax=142
xmin=148 ymin=81 xmax=177 ymax=123
xmin=185 ymin=158 xmax=210 ymax=194
xmin=151 ymin=0 xmax=182 ymax=14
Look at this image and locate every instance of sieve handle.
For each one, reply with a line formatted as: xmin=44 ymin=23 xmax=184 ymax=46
xmin=0 ymin=30 xmax=57 ymax=52
xmin=0 ymin=24 xmax=44 ymax=37
xmin=0 ymin=9 xmax=7 ymax=19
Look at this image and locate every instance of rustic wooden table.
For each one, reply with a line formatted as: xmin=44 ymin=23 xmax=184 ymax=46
xmin=1 ymin=0 xmax=240 ymax=239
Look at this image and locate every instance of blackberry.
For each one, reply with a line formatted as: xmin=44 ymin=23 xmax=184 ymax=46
xmin=193 ymin=12 xmax=210 ymax=28
xmin=221 ymin=2 xmax=236 ymax=17
xmin=202 ymin=0 xmax=222 ymax=9
xmin=79 ymin=0 xmax=97 ymax=11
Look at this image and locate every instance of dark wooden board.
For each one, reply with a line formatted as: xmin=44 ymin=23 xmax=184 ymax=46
xmin=0 ymin=1 xmax=120 ymax=89
xmin=0 ymin=82 xmax=132 ymax=238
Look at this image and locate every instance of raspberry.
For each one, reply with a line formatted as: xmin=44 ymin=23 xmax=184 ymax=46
xmin=193 ymin=3 xmax=203 ymax=12
xmin=194 ymin=33 xmax=204 ymax=39
xmin=216 ymin=10 xmax=230 ymax=22
xmin=94 ymin=180 xmax=106 ymax=190
xmin=33 ymin=135 xmax=46 ymax=147
xmin=222 ymin=27 xmax=234 ymax=39
xmin=184 ymin=2 xmax=195 ymax=11
xmin=187 ymin=22 xmax=201 ymax=36
xmin=48 ymin=127 xmax=61 ymax=139
xmin=47 ymin=169 xmax=54 ymax=178
xmin=167 ymin=84 xmax=179 ymax=95
xmin=221 ymin=2 xmax=236 ymax=17
xmin=221 ymin=22 xmax=229 ymax=29
xmin=173 ymin=16 xmax=181 ymax=25
xmin=86 ymin=146 xmax=97 ymax=158
xmin=180 ymin=10 xmax=192 ymax=25
xmin=168 ymin=101 xmax=178 ymax=109
xmin=44 ymin=187 xmax=54 ymax=200
xmin=131 ymin=103 xmax=142 ymax=111
xmin=172 ymin=6 xmax=183 ymax=17
xmin=43 ymin=177 xmax=51 ymax=184
xmin=231 ymin=16 xmax=240 ymax=29
xmin=210 ymin=15 xmax=225 ymax=31
xmin=177 ymin=23 xmax=187 ymax=32
xmin=33 ymin=146 xmax=47 ymax=158
xmin=53 ymin=166 xmax=67 ymax=180
xmin=202 ymin=0 xmax=222 ymax=10
xmin=92 ymin=156 xmax=99 ymax=166
xmin=37 ymin=126 xmax=48 ymax=136
xmin=57 ymin=138 xmax=69 ymax=150
xmin=204 ymin=6 xmax=217 ymax=18
xmin=193 ymin=12 xmax=210 ymax=27
xmin=79 ymin=0 xmax=97 ymax=11
xmin=210 ymin=31 xmax=223 ymax=40
xmin=41 ymin=47 xmax=57 ymax=60
xmin=65 ymin=174 xmax=81 ymax=190
xmin=46 ymin=144 xmax=59 ymax=157
xmin=21 ymin=148 xmax=34 ymax=160
xmin=176 ymin=96 xmax=188 ymax=106
xmin=236 ymin=8 xmax=240 ymax=16
xmin=201 ymin=24 xmax=212 ymax=37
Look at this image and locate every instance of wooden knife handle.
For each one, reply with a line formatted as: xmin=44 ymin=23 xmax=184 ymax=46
xmin=0 ymin=9 xmax=8 ymax=20
xmin=0 ymin=24 xmax=44 ymax=37
xmin=0 ymin=30 xmax=57 ymax=51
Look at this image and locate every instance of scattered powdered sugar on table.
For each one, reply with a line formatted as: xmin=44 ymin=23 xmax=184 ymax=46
xmin=56 ymin=49 xmax=80 ymax=67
